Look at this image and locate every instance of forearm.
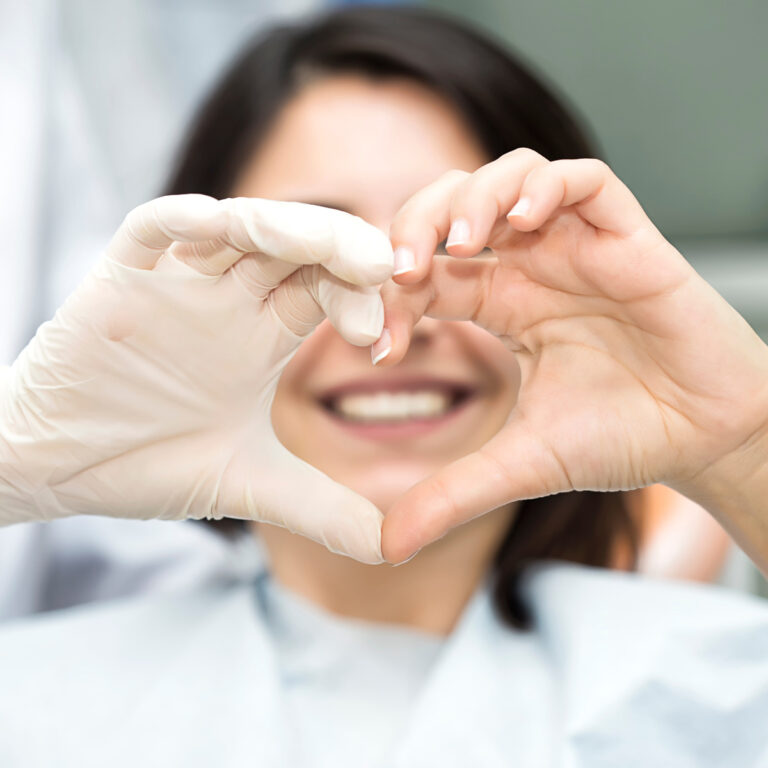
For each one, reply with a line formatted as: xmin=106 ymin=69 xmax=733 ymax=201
xmin=677 ymin=426 xmax=768 ymax=577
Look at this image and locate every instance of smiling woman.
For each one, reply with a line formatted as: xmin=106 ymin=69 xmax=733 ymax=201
xmin=163 ymin=5 xmax=635 ymax=630
xmin=3 ymin=6 xmax=766 ymax=767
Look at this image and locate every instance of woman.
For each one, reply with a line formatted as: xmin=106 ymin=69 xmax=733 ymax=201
xmin=1 ymin=7 xmax=767 ymax=766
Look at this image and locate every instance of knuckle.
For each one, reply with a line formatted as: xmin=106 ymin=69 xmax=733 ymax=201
xmin=398 ymin=169 xmax=466 ymax=214
xmin=447 ymin=168 xmax=495 ymax=213
xmin=587 ymin=157 xmax=610 ymax=171
xmin=526 ymin=161 xmax=557 ymax=184
xmin=298 ymin=263 xmax=320 ymax=296
xmin=438 ymin=168 xmax=471 ymax=185
xmin=391 ymin=170 xmax=469 ymax=243
xmin=579 ymin=157 xmax=610 ymax=176
xmin=505 ymin=147 xmax=546 ymax=164
xmin=123 ymin=212 xmax=153 ymax=249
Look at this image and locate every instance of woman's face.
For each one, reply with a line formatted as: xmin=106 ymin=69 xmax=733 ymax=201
xmin=235 ymin=75 xmax=520 ymax=512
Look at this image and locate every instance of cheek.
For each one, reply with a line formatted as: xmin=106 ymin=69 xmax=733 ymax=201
xmin=271 ymin=320 xmax=334 ymax=438
xmin=271 ymin=321 xmax=367 ymax=459
xmin=280 ymin=319 xmax=337 ymax=378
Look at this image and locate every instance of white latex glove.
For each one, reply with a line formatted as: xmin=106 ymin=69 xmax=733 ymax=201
xmin=0 ymin=195 xmax=394 ymax=563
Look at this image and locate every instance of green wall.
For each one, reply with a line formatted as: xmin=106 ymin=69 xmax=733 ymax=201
xmin=429 ymin=0 xmax=768 ymax=240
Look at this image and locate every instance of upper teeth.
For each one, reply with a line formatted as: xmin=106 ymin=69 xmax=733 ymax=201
xmin=332 ymin=390 xmax=452 ymax=422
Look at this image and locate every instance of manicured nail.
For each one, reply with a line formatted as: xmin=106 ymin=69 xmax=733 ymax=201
xmin=446 ymin=218 xmax=471 ymax=247
xmin=507 ymin=197 xmax=531 ymax=218
xmin=371 ymin=328 xmax=392 ymax=365
xmin=392 ymin=548 xmax=421 ymax=567
xmin=393 ymin=246 xmax=416 ymax=275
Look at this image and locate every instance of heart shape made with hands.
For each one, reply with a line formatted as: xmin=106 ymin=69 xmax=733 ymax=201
xmin=3 ymin=160 xmax=768 ymax=568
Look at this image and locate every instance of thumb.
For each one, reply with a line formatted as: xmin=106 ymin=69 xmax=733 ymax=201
xmin=248 ymin=438 xmax=384 ymax=564
xmin=381 ymin=418 xmax=570 ymax=563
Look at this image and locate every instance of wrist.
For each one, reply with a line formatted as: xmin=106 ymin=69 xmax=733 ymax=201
xmin=676 ymin=418 xmax=768 ymax=575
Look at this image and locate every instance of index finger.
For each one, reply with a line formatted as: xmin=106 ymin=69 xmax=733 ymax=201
xmin=388 ymin=149 xmax=549 ymax=284
xmin=374 ymin=255 xmax=498 ymax=367
xmin=386 ymin=170 xmax=468 ymax=285
xmin=107 ymin=195 xmax=230 ymax=269
xmin=506 ymin=158 xmax=652 ymax=237
xmin=227 ymin=198 xmax=394 ymax=287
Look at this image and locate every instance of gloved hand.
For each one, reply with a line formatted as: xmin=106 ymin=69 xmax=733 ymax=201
xmin=0 ymin=194 xmax=393 ymax=563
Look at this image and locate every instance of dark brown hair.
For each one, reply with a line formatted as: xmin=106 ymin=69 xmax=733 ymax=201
xmin=163 ymin=5 xmax=638 ymax=629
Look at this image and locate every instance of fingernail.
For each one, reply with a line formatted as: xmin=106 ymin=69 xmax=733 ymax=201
xmin=446 ymin=218 xmax=470 ymax=247
xmin=392 ymin=548 xmax=421 ymax=567
xmin=393 ymin=246 xmax=416 ymax=275
xmin=507 ymin=197 xmax=531 ymax=218
xmin=371 ymin=328 xmax=392 ymax=365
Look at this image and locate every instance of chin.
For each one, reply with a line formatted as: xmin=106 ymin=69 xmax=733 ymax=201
xmin=335 ymin=461 xmax=440 ymax=512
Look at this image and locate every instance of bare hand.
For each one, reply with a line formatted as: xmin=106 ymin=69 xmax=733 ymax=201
xmin=378 ymin=149 xmax=768 ymax=563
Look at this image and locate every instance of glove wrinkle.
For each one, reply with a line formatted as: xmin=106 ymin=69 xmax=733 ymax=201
xmin=0 ymin=197 xmax=392 ymax=562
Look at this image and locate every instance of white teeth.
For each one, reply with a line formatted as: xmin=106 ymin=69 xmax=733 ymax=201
xmin=333 ymin=390 xmax=452 ymax=422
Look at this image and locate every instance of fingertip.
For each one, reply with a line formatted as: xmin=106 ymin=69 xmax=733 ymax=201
xmin=384 ymin=543 xmax=420 ymax=566
xmin=444 ymin=242 xmax=481 ymax=259
xmin=348 ymin=327 xmax=383 ymax=348
xmin=367 ymin=261 xmax=396 ymax=286
xmin=391 ymin=244 xmax=435 ymax=285
xmin=320 ymin=279 xmax=385 ymax=347
xmin=505 ymin=196 xmax=539 ymax=230
xmin=365 ymin=235 xmax=396 ymax=285
xmin=392 ymin=271 xmax=419 ymax=286
xmin=392 ymin=245 xmax=416 ymax=276
xmin=370 ymin=324 xmax=409 ymax=367
xmin=381 ymin=506 xmax=426 ymax=564
xmin=354 ymin=221 xmax=395 ymax=286
xmin=307 ymin=210 xmax=395 ymax=286
xmin=506 ymin=199 xmax=540 ymax=232
xmin=171 ymin=194 xmax=231 ymax=237
xmin=506 ymin=196 xmax=531 ymax=219
xmin=372 ymin=309 xmax=417 ymax=366
xmin=371 ymin=328 xmax=392 ymax=365
xmin=445 ymin=217 xmax=486 ymax=258
xmin=381 ymin=524 xmax=419 ymax=564
xmin=445 ymin=217 xmax=470 ymax=247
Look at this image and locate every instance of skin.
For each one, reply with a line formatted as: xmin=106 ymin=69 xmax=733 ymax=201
xmin=232 ymin=75 xmax=736 ymax=632
xmin=3 ymin=75 xmax=761 ymax=611
xmin=234 ymin=75 xmax=519 ymax=634
xmin=379 ymin=147 xmax=768 ymax=571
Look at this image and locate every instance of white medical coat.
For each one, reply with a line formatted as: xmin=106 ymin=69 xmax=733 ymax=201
xmin=0 ymin=563 xmax=766 ymax=767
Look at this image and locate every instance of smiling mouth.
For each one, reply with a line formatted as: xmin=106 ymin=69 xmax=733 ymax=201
xmin=319 ymin=384 xmax=474 ymax=424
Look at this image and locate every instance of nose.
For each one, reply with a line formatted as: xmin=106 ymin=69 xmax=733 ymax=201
xmin=408 ymin=316 xmax=443 ymax=350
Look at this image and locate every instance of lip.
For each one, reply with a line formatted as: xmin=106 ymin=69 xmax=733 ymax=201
xmin=314 ymin=374 xmax=479 ymax=442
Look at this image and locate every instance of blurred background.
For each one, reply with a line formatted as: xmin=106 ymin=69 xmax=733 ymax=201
xmin=1 ymin=0 xmax=766 ymax=602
